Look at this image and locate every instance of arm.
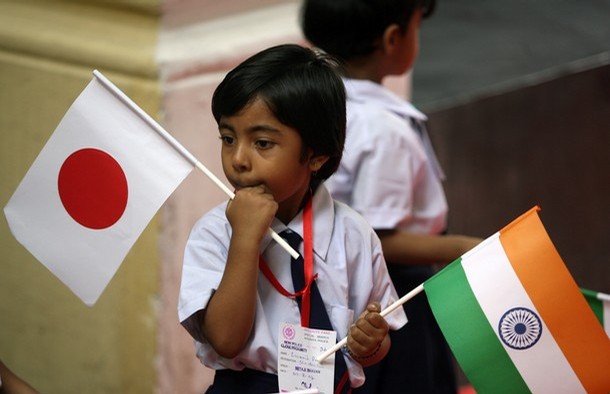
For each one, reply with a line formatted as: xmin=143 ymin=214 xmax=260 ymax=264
xmin=345 ymin=302 xmax=391 ymax=367
xmin=377 ymin=229 xmax=481 ymax=266
xmin=198 ymin=186 xmax=277 ymax=358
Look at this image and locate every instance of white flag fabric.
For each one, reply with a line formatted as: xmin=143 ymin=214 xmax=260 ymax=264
xmin=4 ymin=74 xmax=194 ymax=306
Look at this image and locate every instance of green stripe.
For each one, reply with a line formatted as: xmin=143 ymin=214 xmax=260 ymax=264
xmin=424 ymin=259 xmax=530 ymax=394
xmin=581 ymin=288 xmax=604 ymax=326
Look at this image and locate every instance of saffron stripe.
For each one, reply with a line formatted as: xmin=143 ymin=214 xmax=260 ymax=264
xmin=500 ymin=209 xmax=610 ymax=393
xmin=605 ymin=302 xmax=610 ymax=337
xmin=581 ymin=288 xmax=604 ymax=326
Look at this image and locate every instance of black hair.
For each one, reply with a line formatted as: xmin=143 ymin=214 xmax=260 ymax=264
xmin=301 ymin=0 xmax=436 ymax=61
xmin=212 ymin=44 xmax=346 ymax=183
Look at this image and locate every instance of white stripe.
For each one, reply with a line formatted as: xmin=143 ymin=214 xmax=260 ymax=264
xmin=461 ymin=234 xmax=585 ymax=393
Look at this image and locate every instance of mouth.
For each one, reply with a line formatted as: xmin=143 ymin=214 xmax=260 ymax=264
xmin=230 ymin=180 xmax=265 ymax=191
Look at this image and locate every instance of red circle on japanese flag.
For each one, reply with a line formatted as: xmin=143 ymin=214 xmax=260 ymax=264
xmin=58 ymin=148 xmax=128 ymax=229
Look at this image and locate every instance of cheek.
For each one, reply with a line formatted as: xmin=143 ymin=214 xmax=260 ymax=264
xmin=220 ymin=151 xmax=236 ymax=178
xmin=268 ymin=162 xmax=310 ymax=190
xmin=220 ymin=151 xmax=229 ymax=168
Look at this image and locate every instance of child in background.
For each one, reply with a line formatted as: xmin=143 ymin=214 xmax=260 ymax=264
xmin=301 ymin=1 xmax=481 ymax=393
xmin=178 ymin=44 xmax=407 ymax=393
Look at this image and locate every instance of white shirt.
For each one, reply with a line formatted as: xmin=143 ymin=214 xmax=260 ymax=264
xmin=326 ymin=78 xmax=448 ymax=235
xmin=178 ymin=185 xmax=407 ymax=387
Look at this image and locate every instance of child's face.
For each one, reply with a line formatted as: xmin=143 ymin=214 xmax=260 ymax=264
xmin=218 ymin=97 xmax=316 ymax=222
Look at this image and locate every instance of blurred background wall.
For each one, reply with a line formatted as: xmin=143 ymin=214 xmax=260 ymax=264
xmin=1 ymin=0 xmax=608 ymax=393
xmin=0 ymin=1 xmax=161 ymax=392
xmin=415 ymin=0 xmax=610 ymax=293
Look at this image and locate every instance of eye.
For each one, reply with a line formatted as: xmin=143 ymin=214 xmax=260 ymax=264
xmin=255 ymin=140 xmax=275 ymax=149
xmin=219 ymin=135 xmax=234 ymax=145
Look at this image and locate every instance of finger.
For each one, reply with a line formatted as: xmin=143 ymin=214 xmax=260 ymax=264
xmin=350 ymin=320 xmax=382 ymax=346
xmin=357 ymin=302 xmax=378 ymax=320
xmin=364 ymin=311 xmax=389 ymax=330
xmin=251 ymin=184 xmax=266 ymax=194
xmin=347 ymin=325 xmax=382 ymax=357
xmin=346 ymin=325 xmax=370 ymax=353
xmin=247 ymin=185 xmax=276 ymax=201
xmin=354 ymin=302 xmax=380 ymax=322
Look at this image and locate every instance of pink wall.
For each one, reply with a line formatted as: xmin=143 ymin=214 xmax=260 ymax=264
xmin=157 ymin=3 xmax=303 ymax=392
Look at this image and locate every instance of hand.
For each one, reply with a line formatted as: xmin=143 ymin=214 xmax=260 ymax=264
xmin=346 ymin=302 xmax=389 ymax=359
xmin=458 ymin=235 xmax=482 ymax=255
xmin=226 ymin=185 xmax=278 ymax=242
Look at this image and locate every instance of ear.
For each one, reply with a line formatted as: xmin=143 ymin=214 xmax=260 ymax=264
xmin=381 ymin=23 xmax=402 ymax=55
xmin=309 ymin=155 xmax=329 ymax=172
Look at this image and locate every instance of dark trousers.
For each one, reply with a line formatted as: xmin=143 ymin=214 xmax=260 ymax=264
xmin=205 ymin=368 xmax=279 ymax=394
xmin=354 ymin=265 xmax=457 ymax=394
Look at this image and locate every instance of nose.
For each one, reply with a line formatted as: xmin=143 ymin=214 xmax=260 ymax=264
xmin=231 ymin=142 xmax=250 ymax=173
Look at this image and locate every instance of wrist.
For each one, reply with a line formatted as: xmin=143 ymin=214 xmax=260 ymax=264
xmin=343 ymin=341 xmax=382 ymax=361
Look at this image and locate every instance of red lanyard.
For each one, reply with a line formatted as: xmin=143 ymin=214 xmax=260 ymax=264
xmin=258 ymin=197 xmax=315 ymax=327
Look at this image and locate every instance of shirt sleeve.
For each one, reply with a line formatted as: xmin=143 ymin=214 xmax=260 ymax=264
xmin=369 ymin=230 xmax=408 ymax=330
xmin=178 ymin=204 xmax=230 ymax=339
xmin=346 ymin=110 xmax=428 ymax=230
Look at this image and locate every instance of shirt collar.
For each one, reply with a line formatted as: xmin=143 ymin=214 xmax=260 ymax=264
xmin=342 ymin=77 xmax=427 ymax=122
xmin=262 ymin=184 xmax=334 ymax=261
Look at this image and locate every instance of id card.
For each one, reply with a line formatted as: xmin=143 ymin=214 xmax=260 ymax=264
xmin=277 ymin=322 xmax=336 ymax=394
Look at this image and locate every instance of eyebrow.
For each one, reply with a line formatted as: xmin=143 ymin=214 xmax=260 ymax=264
xmin=218 ymin=121 xmax=281 ymax=134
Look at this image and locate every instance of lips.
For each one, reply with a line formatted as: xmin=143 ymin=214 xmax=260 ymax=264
xmin=231 ymin=180 xmax=266 ymax=191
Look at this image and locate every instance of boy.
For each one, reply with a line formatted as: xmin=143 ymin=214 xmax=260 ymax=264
xmin=301 ymin=1 xmax=481 ymax=393
xmin=178 ymin=44 xmax=407 ymax=393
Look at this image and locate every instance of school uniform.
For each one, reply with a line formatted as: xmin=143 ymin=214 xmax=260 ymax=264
xmin=178 ymin=184 xmax=407 ymax=392
xmin=326 ymin=78 xmax=457 ymax=393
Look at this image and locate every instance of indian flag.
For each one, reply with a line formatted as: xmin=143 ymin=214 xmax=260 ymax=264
xmin=424 ymin=207 xmax=610 ymax=393
xmin=581 ymin=288 xmax=610 ymax=338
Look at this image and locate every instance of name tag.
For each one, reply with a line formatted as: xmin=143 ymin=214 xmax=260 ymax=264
xmin=277 ymin=322 xmax=336 ymax=393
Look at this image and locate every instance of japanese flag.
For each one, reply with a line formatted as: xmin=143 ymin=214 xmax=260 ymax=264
xmin=4 ymin=71 xmax=194 ymax=306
